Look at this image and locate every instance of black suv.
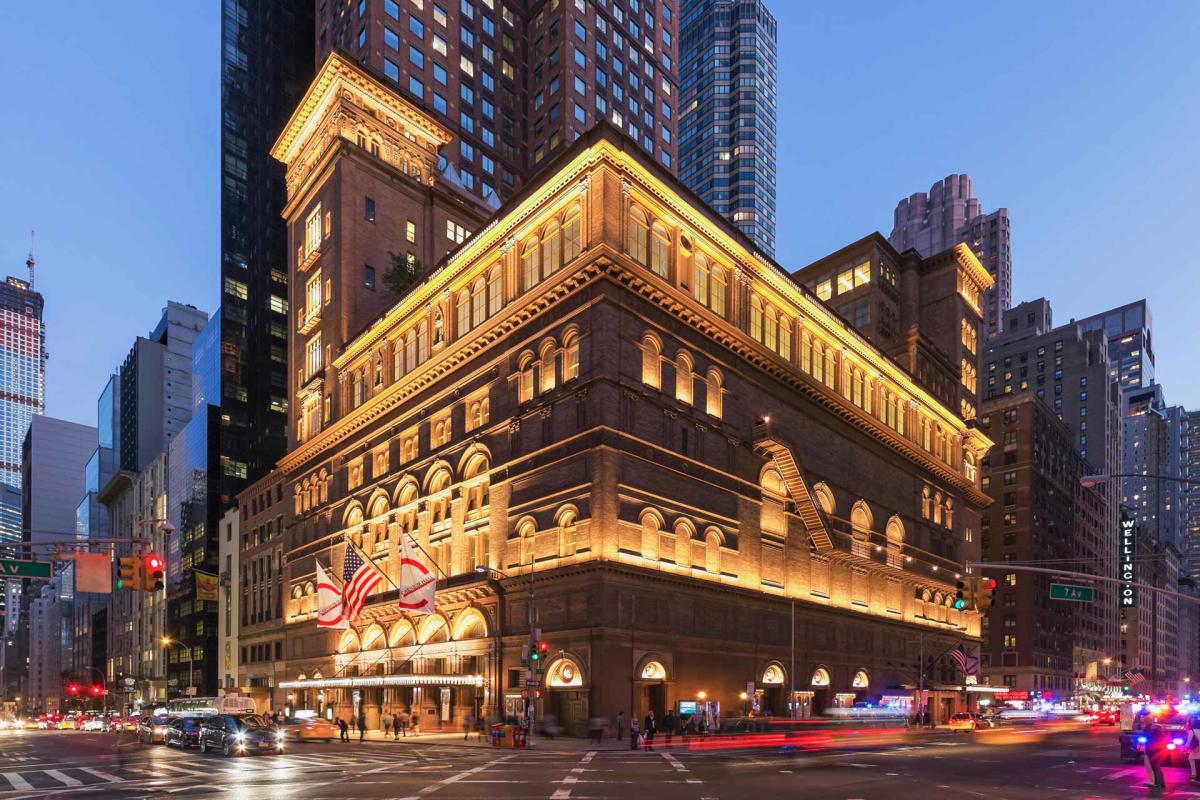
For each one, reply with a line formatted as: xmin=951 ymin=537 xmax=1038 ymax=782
xmin=198 ymin=714 xmax=284 ymax=756
xmin=164 ymin=716 xmax=202 ymax=748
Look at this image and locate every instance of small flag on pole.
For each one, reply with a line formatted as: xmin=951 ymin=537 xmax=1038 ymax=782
xmin=950 ymin=644 xmax=968 ymax=674
xmin=1123 ymin=668 xmax=1145 ymax=686
xmin=398 ymin=533 xmax=437 ymax=615
xmin=341 ymin=541 xmax=385 ymax=622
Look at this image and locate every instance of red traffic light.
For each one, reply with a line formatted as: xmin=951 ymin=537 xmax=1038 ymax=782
xmin=89 ymin=684 xmax=103 ymax=696
xmin=982 ymin=578 xmax=997 ymax=590
xmin=66 ymin=683 xmax=80 ymax=695
xmin=144 ymin=554 xmax=165 ymax=591
xmin=537 ymin=640 xmax=549 ymax=655
xmin=147 ymin=555 xmax=163 ymax=570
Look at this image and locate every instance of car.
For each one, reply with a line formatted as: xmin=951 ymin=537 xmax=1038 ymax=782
xmin=81 ymin=716 xmax=105 ymax=731
xmin=198 ymin=714 xmax=285 ymax=756
xmin=276 ymin=716 xmax=339 ymax=742
xmin=972 ymin=713 xmax=996 ymax=729
xmin=136 ymin=714 xmax=171 ymax=744
xmin=1089 ymin=710 xmax=1118 ymax=726
xmin=947 ymin=712 xmax=977 ymax=732
xmin=165 ymin=716 xmax=203 ymax=749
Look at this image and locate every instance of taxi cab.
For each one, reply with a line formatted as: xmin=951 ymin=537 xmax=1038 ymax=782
xmin=947 ymin=712 xmax=977 ymax=732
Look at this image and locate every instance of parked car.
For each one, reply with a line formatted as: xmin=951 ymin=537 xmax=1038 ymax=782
xmin=276 ymin=716 xmax=339 ymax=742
xmin=198 ymin=714 xmax=285 ymax=756
xmin=136 ymin=714 xmax=171 ymax=744
xmin=165 ymin=716 xmax=203 ymax=748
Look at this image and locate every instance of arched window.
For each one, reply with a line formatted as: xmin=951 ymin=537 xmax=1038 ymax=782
xmin=693 ymin=253 xmax=709 ymax=305
xmin=779 ymin=316 xmax=792 ymax=360
xmin=811 ymin=667 xmax=831 ymax=687
xmin=811 ymin=482 xmax=835 ymax=515
xmin=487 ymin=266 xmax=503 ymax=315
xmin=539 ymin=339 xmax=557 ymax=393
xmin=563 ymin=206 xmax=582 ymax=263
xmin=471 ymin=277 xmax=486 ymax=326
xmin=705 ymin=368 xmax=723 ymax=418
xmin=456 ymin=288 xmax=471 ymax=337
xmin=518 ymin=352 xmax=535 ymax=403
xmin=944 ymin=497 xmax=954 ymax=530
xmin=704 ymin=529 xmax=722 ymax=575
xmin=852 ymin=670 xmax=870 ymax=689
xmin=824 ymin=347 xmax=837 ymax=389
xmin=850 ymin=501 xmax=873 ymax=537
xmin=562 ymin=331 xmax=580 ymax=382
xmin=711 ymin=264 xmax=727 ymax=317
xmin=463 ymin=453 xmax=490 ymax=515
xmin=750 ymin=296 xmax=764 ymax=342
xmin=518 ymin=518 xmax=537 ymax=566
xmin=521 ymin=237 xmax=540 ymax=289
xmin=675 ymin=351 xmax=694 ymax=405
xmin=639 ymin=509 xmax=662 ymax=561
xmin=801 ymin=332 xmax=812 ymax=374
xmin=641 ymin=333 xmax=661 ymax=389
xmin=921 ymin=486 xmax=932 ymax=519
xmin=542 ymin=221 xmax=562 ymax=277
xmin=417 ymin=320 xmax=429 ymax=362
xmin=557 ymin=506 xmax=578 ymax=557
xmin=627 ymin=207 xmax=649 ymax=264
xmin=812 ymin=341 xmax=825 ymax=383
xmin=933 ymin=491 xmax=943 ymax=525
xmin=764 ymin=306 xmax=778 ymax=351
xmin=404 ymin=329 xmax=417 ymax=373
xmin=427 ymin=468 xmax=452 ymax=527
xmin=352 ymin=370 xmax=365 ymax=408
xmin=885 ymin=515 xmax=905 ymax=568
xmin=650 ymin=222 xmax=670 ymax=278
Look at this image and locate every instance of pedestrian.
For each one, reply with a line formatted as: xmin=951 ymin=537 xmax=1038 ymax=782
xmin=337 ymin=716 xmax=349 ymax=743
xmin=463 ymin=712 xmax=476 ymax=741
xmin=357 ymin=711 xmax=367 ymax=743
xmin=616 ymin=710 xmax=625 ymax=741
xmin=588 ymin=716 xmax=603 ymax=744
xmin=383 ymin=711 xmax=393 ymax=735
xmin=629 ymin=717 xmax=640 ymax=751
xmin=400 ymin=712 xmax=409 ymax=738
xmin=662 ymin=710 xmax=677 ymax=748
xmin=1144 ymin=720 xmax=1167 ymax=789
xmin=392 ymin=712 xmax=402 ymax=740
xmin=410 ymin=710 xmax=420 ymax=737
xmin=1187 ymin=715 xmax=1200 ymax=783
xmin=642 ymin=710 xmax=657 ymax=751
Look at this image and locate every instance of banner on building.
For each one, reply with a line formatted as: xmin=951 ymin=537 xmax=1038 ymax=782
xmin=1120 ymin=512 xmax=1137 ymax=607
xmin=194 ymin=569 xmax=219 ymax=603
xmin=316 ymin=560 xmax=348 ymax=629
xmin=398 ymin=534 xmax=436 ymax=615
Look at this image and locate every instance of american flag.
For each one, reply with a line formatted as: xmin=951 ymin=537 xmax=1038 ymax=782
xmin=341 ymin=540 xmax=386 ymax=621
xmin=1123 ymin=668 xmax=1146 ymax=686
xmin=949 ymin=645 xmax=968 ymax=673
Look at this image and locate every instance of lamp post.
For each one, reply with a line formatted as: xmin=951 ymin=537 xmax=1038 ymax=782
xmin=475 ymin=564 xmax=537 ymax=748
xmin=160 ymin=637 xmax=194 ymax=698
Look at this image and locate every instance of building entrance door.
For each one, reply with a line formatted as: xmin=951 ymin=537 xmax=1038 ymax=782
xmin=646 ymin=683 xmax=666 ymax=718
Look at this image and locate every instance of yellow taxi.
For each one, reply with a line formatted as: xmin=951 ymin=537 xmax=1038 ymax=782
xmin=947 ymin=712 xmax=977 ymax=732
xmin=278 ymin=716 xmax=340 ymax=742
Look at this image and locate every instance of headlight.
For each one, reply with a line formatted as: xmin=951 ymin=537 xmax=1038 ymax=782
xmin=234 ymin=733 xmax=246 ymax=743
xmin=275 ymin=731 xmax=286 ymax=742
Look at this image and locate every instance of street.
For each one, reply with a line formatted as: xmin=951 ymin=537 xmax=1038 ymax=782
xmin=0 ymin=727 xmax=1197 ymax=799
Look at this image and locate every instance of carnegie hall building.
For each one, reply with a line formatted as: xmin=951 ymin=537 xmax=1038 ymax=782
xmin=263 ymin=53 xmax=994 ymax=734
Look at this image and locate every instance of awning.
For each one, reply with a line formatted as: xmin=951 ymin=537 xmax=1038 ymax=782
xmin=279 ymin=674 xmax=484 ymax=690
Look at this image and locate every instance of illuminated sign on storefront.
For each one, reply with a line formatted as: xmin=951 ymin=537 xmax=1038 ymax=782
xmin=1120 ymin=516 xmax=1136 ymax=607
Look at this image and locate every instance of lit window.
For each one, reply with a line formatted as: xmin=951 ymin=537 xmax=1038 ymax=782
xmin=837 ymin=269 xmax=854 ymax=294
xmin=815 ymin=280 xmax=832 ymax=301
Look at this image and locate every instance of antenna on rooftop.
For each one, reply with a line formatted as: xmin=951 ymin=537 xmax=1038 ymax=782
xmin=26 ymin=230 xmax=35 ymax=288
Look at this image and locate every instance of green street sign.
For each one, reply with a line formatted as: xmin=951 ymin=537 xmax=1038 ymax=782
xmin=0 ymin=559 xmax=52 ymax=579
xmin=1049 ymin=583 xmax=1094 ymax=602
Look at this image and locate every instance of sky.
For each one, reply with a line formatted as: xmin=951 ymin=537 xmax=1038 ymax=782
xmin=0 ymin=1 xmax=1197 ymax=427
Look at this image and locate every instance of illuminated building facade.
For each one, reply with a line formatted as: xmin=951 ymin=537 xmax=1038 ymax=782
xmin=269 ymin=56 xmax=993 ymax=734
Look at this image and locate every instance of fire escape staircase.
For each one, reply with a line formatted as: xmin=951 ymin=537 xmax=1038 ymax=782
xmin=753 ymin=426 xmax=834 ymax=554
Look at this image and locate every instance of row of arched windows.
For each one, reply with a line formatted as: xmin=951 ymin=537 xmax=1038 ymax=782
xmin=640 ymin=333 xmax=724 ymax=418
xmin=514 ymin=505 xmax=582 ymax=563
xmin=517 ymin=328 xmax=580 ymax=403
xmin=750 ymin=296 xmax=792 ymax=360
xmin=455 ymin=266 xmax=504 ymax=337
xmin=639 ymin=508 xmax=728 ymax=576
xmin=521 ymin=205 xmax=583 ymax=290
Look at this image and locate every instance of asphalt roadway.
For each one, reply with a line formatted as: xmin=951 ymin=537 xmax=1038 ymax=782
xmin=0 ymin=726 xmax=1196 ymax=799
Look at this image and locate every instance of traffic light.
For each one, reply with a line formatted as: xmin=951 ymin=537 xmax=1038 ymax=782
xmin=89 ymin=684 xmax=103 ymax=697
xmin=953 ymin=581 xmax=968 ymax=610
xmin=975 ymin=577 xmax=997 ymax=609
xmin=144 ymin=554 xmax=165 ymax=591
xmin=537 ymin=640 xmax=549 ymax=658
xmin=530 ymin=643 xmax=542 ymax=663
xmin=117 ymin=556 xmax=140 ymax=591
xmin=66 ymin=683 xmax=80 ymax=696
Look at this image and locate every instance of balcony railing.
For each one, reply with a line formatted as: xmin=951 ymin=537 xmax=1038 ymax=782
xmin=299 ymin=241 xmax=323 ymax=272
xmin=298 ymin=309 xmax=320 ymax=335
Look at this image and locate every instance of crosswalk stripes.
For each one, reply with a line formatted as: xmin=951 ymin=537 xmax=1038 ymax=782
xmin=43 ymin=770 xmax=82 ymax=787
xmin=0 ymin=773 xmax=33 ymax=791
xmin=79 ymin=766 xmax=122 ymax=782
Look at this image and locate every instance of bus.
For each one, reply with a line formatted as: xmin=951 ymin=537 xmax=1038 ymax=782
xmin=167 ymin=696 xmax=257 ymax=717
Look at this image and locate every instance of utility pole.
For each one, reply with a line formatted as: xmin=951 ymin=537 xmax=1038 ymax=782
xmin=526 ymin=564 xmax=537 ymax=749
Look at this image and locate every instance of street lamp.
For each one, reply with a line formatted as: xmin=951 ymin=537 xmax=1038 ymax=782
xmin=160 ymin=637 xmax=194 ymax=698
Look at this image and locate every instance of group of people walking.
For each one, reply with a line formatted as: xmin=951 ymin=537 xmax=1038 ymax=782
xmin=336 ymin=710 xmax=421 ymax=742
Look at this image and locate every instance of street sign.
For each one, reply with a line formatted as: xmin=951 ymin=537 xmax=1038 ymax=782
xmin=0 ymin=559 xmax=51 ymax=579
xmin=1049 ymin=583 xmax=1095 ymax=602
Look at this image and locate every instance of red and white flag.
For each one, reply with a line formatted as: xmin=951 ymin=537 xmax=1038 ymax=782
xmin=315 ymin=561 xmax=348 ymax=629
xmin=342 ymin=540 xmax=386 ymax=621
xmin=398 ymin=533 xmax=437 ymax=615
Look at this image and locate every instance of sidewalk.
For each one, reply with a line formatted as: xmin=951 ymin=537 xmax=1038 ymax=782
xmin=348 ymin=729 xmax=631 ymax=751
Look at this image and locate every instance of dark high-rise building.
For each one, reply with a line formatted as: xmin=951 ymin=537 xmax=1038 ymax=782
xmin=679 ymin=0 xmax=778 ymax=255
xmin=315 ymin=0 xmax=679 ymax=207
xmin=890 ymin=175 xmax=1012 ymax=339
xmin=220 ymin=0 xmax=315 ymax=498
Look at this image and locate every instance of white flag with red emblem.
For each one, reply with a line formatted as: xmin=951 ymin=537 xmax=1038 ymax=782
xmin=315 ymin=560 xmax=348 ymax=629
xmin=398 ymin=533 xmax=437 ymax=615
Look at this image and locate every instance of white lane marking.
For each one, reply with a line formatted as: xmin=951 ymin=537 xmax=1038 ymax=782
xmin=396 ymin=754 xmax=515 ymax=799
xmin=1 ymin=772 xmax=34 ymax=791
xmin=44 ymin=769 xmax=83 ymax=786
xmin=551 ymin=750 xmax=597 ymax=799
xmin=80 ymin=766 xmax=123 ymax=782
xmin=661 ymin=751 xmax=702 ymax=784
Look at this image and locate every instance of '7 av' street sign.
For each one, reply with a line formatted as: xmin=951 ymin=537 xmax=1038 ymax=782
xmin=0 ymin=559 xmax=52 ymax=580
xmin=1049 ymin=583 xmax=1094 ymax=602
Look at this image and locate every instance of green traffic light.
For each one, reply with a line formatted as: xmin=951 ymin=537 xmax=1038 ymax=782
xmin=116 ymin=579 xmax=123 ymax=590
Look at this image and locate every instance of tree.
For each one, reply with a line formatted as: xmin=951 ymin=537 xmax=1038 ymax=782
xmin=384 ymin=251 xmax=424 ymax=300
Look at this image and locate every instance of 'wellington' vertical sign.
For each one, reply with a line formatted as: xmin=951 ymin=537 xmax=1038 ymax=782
xmin=1120 ymin=514 xmax=1136 ymax=607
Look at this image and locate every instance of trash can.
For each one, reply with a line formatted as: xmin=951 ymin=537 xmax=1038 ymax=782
xmin=501 ymin=724 xmax=515 ymax=748
xmin=513 ymin=727 xmax=526 ymax=748
xmin=491 ymin=723 xmax=504 ymax=747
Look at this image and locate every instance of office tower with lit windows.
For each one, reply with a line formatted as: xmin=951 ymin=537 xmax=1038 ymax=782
xmin=1077 ymin=300 xmax=1154 ymax=392
xmin=1185 ymin=410 xmax=1200 ymax=582
xmin=678 ymin=0 xmax=778 ymax=255
xmin=890 ymin=175 xmax=1012 ymax=338
xmin=220 ymin=0 xmax=315 ymax=499
xmin=316 ymin=0 xmax=679 ymax=206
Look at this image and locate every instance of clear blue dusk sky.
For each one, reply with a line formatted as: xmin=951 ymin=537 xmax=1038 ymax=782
xmin=1 ymin=1 xmax=1197 ymax=427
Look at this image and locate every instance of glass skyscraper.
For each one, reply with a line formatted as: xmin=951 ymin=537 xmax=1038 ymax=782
xmin=679 ymin=0 xmax=779 ymax=256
